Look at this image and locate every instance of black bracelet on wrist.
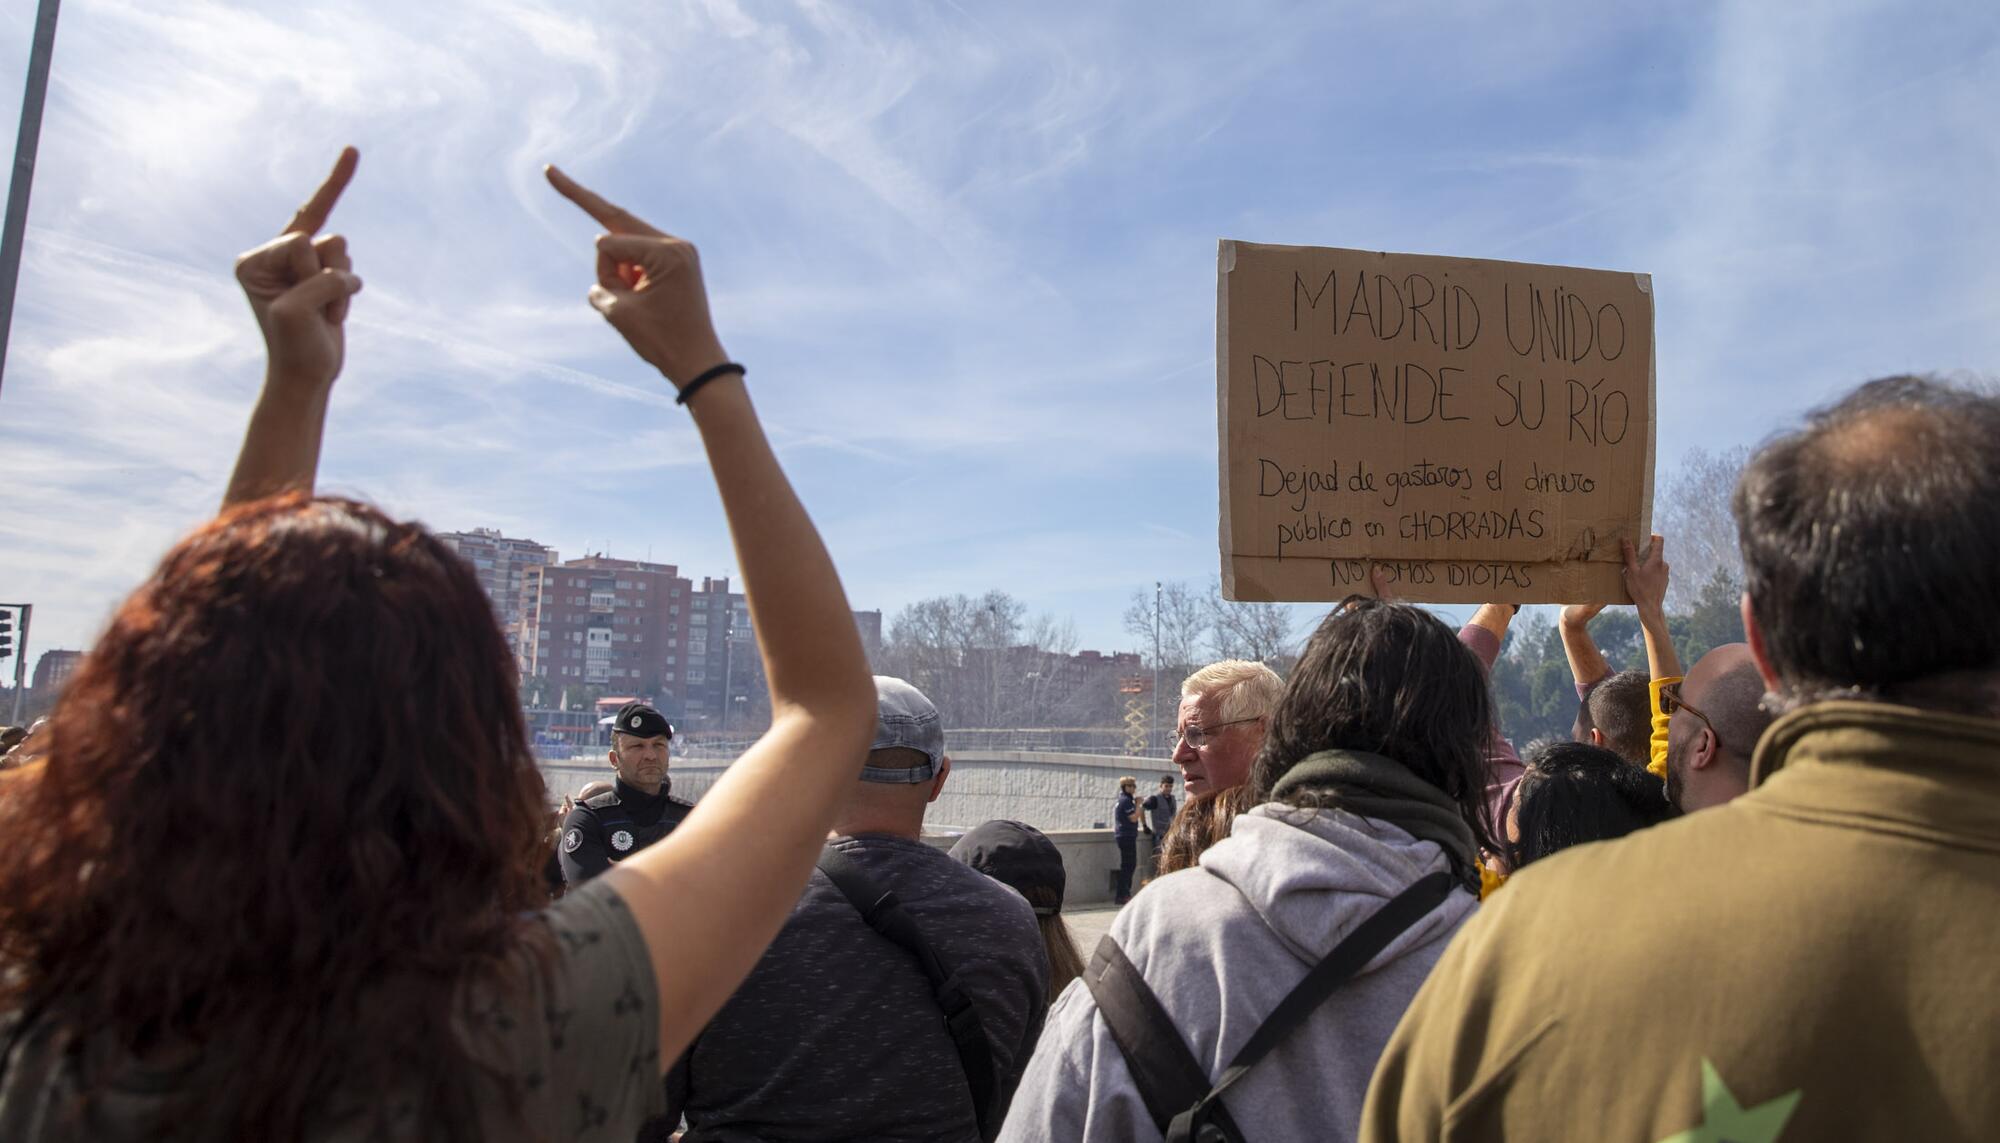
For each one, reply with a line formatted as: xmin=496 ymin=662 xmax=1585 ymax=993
xmin=676 ymin=362 xmax=746 ymax=406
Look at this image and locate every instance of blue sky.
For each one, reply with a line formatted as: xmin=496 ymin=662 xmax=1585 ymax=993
xmin=1 ymin=1 xmax=1997 ymax=663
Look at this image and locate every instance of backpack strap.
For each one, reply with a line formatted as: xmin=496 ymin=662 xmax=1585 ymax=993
xmin=817 ymin=847 xmax=1000 ymax=1142
xmin=1086 ymin=870 xmax=1457 ymax=1142
xmin=1197 ymin=870 xmax=1456 ymax=1121
xmin=1083 ymin=934 xmax=1248 ymax=1140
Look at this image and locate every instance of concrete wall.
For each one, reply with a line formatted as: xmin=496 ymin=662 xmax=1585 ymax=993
xmin=542 ymin=751 xmax=1170 ymax=910
xmin=921 ymin=827 xmax=1157 ymax=908
xmin=542 ymin=750 xmax=1178 ymax=834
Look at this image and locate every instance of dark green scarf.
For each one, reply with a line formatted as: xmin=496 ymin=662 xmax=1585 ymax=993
xmin=1270 ymin=749 xmax=1479 ymax=881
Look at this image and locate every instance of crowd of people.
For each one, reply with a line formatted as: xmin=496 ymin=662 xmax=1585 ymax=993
xmin=0 ymin=145 xmax=1994 ymax=1143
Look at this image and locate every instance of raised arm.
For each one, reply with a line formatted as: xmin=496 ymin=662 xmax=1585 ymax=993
xmin=1559 ymin=603 xmax=1612 ymax=692
xmin=1622 ymin=534 xmax=1680 ymax=777
xmin=1622 ymin=535 xmax=1681 ymax=679
xmin=546 ymin=166 xmax=876 ymax=1065
xmin=223 ymin=148 xmax=365 ymax=509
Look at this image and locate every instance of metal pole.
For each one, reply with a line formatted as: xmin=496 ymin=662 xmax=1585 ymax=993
xmin=1152 ymin=581 xmax=1161 ymax=756
xmin=0 ymin=0 xmax=63 ymax=403
xmin=719 ymin=603 xmax=733 ymax=733
xmin=10 ymin=604 xmax=32 ymax=726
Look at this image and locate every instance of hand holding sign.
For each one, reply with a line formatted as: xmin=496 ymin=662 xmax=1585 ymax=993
xmin=234 ymin=147 xmax=363 ymax=391
xmin=1620 ymin=535 xmax=1670 ymax=620
xmin=544 ymin=165 xmax=729 ymax=392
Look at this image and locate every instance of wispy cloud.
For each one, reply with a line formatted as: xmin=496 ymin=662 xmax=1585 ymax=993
xmin=2 ymin=0 xmax=1995 ymax=663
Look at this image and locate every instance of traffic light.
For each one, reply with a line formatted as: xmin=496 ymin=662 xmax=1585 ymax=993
xmin=0 ymin=609 xmax=12 ymax=662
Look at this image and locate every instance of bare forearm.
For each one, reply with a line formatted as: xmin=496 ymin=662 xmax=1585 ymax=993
xmin=1560 ymin=618 xmax=1612 ymax=688
xmin=223 ymin=377 xmax=330 ymax=509
xmin=613 ymin=377 xmax=876 ymax=1062
xmin=1638 ymin=608 xmax=1682 ymax=679
xmin=689 ymin=379 xmax=873 ymax=719
xmin=1467 ymin=603 xmax=1515 ymax=645
xmin=611 ymin=714 xmax=867 ymax=1062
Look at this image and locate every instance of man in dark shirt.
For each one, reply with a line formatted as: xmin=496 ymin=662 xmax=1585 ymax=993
xmin=1141 ymin=775 xmax=1177 ymax=835
xmin=664 ymin=677 xmax=1048 ymax=1141
xmin=1112 ymin=776 xmax=1140 ymax=904
xmin=558 ymin=703 xmax=692 ymax=885
xmin=1140 ymin=775 xmax=1177 ymax=879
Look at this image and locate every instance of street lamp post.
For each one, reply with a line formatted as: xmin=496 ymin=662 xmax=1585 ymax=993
xmin=0 ymin=0 xmax=63 ymax=405
xmin=1152 ymin=581 xmax=1162 ymax=756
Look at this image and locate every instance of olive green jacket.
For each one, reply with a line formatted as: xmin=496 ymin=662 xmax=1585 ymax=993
xmin=1361 ymin=700 xmax=2000 ymax=1143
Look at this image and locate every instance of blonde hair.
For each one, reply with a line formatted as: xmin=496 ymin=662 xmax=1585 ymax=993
xmin=1119 ymin=775 xmax=1138 ymax=790
xmin=1181 ymin=659 xmax=1284 ymax=723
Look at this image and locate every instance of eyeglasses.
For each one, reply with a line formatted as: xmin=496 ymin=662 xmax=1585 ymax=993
xmin=1658 ymin=681 xmax=1719 ymax=746
xmin=1174 ymin=717 xmax=1260 ymax=749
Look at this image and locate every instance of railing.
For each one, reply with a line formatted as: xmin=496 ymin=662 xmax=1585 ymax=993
xmin=535 ymin=727 xmax=1169 ymax=767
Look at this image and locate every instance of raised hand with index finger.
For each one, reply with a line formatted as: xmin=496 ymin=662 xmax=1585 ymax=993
xmin=234 ymin=146 xmax=364 ymax=391
xmin=545 ymin=165 xmax=731 ymax=394
xmin=222 ymin=147 xmax=365 ymax=511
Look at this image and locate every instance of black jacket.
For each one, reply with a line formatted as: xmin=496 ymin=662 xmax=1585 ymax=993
xmin=559 ymin=776 xmax=694 ymax=885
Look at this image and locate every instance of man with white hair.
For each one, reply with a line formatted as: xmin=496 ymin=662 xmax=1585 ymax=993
xmin=1172 ymin=660 xmax=1284 ymax=799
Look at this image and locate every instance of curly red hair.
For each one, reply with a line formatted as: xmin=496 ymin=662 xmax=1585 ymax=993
xmin=0 ymin=495 xmax=552 ymax=1139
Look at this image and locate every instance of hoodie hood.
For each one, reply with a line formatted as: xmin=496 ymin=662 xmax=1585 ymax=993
xmin=1196 ymin=804 xmax=1476 ymax=971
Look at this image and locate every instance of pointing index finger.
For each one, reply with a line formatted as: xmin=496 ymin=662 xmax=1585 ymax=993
xmin=284 ymin=147 xmax=359 ymax=237
xmin=544 ymin=164 xmax=667 ymax=238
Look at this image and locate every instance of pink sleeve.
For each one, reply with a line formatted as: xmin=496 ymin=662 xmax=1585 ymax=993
xmin=1459 ymin=623 xmax=1524 ymax=853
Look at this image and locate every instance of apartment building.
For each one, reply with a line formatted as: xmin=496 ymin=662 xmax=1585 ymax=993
xmin=434 ymin=527 xmax=560 ymax=657
xmin=679 ymin=576 xmax=884 ymax=731
xmin=520 ymin=557 xmax=694 ymax=714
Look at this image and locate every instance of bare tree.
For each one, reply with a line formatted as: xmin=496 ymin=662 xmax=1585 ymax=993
xmin=881 ymin=590 xmax=1037 ymax=728
xmin=1122 ymin=580 xmax=1209 ymax=676
xmin=1654 ymin=445 xmax=1749 ymax=613
xmin=1205 ymin=576 xmax=1302 ymax=665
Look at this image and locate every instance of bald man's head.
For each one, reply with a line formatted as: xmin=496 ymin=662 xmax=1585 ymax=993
xmin=1666 ymin=643 xmax=1773 ymax=812
xmin=1687 ymin=645 xmax=1771 ymax=758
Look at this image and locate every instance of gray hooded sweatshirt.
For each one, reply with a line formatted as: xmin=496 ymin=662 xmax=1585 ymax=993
xmin=997 ymin=804 xmax=1478 ymax=1143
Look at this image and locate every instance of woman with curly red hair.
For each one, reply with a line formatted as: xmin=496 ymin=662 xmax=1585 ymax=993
xmin=0 ymin=151 xmax=878 ymax=1142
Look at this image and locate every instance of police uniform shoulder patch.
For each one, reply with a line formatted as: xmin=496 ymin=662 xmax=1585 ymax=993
xmin=563 ymin=828 xmax=582 ymax=853
xmin=610 ymin=829 xmax=635 ymax=852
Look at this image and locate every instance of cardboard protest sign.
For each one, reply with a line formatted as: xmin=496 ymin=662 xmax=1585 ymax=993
xmin=1218 ymin=241 xmax=1655 ymax=603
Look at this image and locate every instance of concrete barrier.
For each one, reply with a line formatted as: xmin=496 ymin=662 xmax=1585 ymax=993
xmin=922 ymin=827 xmax=1157 ymax=909
xmin=542 ymin=749 xmax=1178 ymax=835
xmin=542 ymin=758 xmax=1163 ymax=911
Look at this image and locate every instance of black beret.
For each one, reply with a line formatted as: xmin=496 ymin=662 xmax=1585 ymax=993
xmin=613 ymin=702 xmax=673 ymax=740
xmin=948 ymin=820 xmax=1065 ymax=915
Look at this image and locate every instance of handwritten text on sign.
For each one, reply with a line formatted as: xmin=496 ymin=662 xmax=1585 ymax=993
xmin=1217 ymin=241 xmax=1655 ymax=604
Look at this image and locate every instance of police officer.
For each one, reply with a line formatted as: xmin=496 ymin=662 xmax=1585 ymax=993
xmin=559 ymin=702 xmax=694 ymax=885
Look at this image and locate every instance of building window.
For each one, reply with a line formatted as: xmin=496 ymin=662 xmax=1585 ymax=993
xmin=663 ymin=672 xmax=675 ymax=682
xmin=686 ymin=668 xmax=706 ymax=683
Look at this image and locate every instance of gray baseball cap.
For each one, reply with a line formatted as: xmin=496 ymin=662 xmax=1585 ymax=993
xmin=863 ymin=675 xmax=943 ymax=783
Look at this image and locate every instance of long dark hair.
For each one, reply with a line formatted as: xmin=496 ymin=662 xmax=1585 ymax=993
xmin=1155 ymin=784 xmax=1255 ymax=877
xmin=1247 ymin=598 xmax=1498 ymax=863
xmin=1024 ymin=886 xmax=1086 ymax=1002
xmin=1509 ymin=741 xmax=1676 ymax=868
xmin=0 ymin=495 xmax=552 ymax=1141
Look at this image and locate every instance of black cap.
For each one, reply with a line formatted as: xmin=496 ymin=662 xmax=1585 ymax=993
xmin=612 ymin=702 xmax=673 ymax=740
xmin=948 ymin=820 xmax=1065 ymax=915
